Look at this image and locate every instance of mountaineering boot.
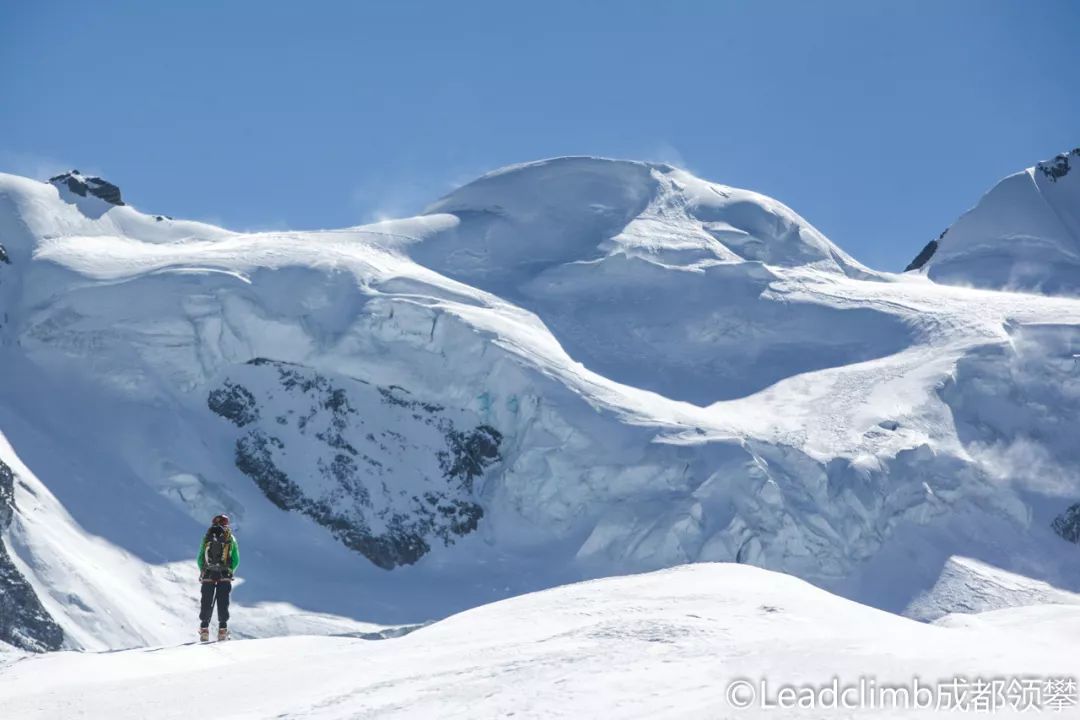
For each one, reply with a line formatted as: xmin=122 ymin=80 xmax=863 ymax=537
xmin=199 ymin=627 xmax=209 ymax=643
xmin=218 ymin=627 xmax=229 ymax=642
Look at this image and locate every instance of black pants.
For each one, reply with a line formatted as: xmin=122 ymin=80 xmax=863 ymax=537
xmin=199 ymin=581 xmax=232 ymax=628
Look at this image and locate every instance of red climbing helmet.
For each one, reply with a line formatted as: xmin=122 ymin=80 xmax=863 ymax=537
xmin=211 ymin=514 xmax=230 ymax=527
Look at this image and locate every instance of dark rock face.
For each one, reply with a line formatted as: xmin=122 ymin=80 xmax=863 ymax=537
xmin=0 ymin=243 xmax=9 ymax=265
xmin=1037 ymin=148 xmax=1080 ymax=183
xmin=208 ymin=382 xmax=260 ymax=427
xmin=905 ymin=230 xmax=945 ymax=272
xmin=440 ymin=426 xmax=502 ymax=494
xmin=208 ymin=359 xmax=502 ymax=569
xmin=0 ymin=459 xmax=64 ymax=652
xmin=48 ymin=170 xmax=125 ymax=206
xmin=0 ymin=460 xmax=12 ymax=529
xmin=1052 ymin=502 xmax=1080 ymax=544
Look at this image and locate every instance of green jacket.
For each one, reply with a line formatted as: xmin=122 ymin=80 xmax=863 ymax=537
xmin=197 ymin=533 xmax=240 ymax=574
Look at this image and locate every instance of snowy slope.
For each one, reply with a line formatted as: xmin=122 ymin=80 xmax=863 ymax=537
xmin=905 ymin=555 xmax=1080 ymax=621
xmin=907 ymin=148 xmax=1080 ymax=293
xmin=2 ymin=155 xmax=1080 ymax=656
xmin=0 ymin=427 xmax=400 ymax=652
xmin=414 ymin=157 xmax=886 ymax=402
xmin=1 ymin=564 xmax=1077 ymax=719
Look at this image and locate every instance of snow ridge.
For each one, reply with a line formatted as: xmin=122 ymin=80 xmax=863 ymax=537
xmin=3 ymin=564 xmax=1079 ymax=719
xmin=908 ymin=147 xmax=1080 ymax=294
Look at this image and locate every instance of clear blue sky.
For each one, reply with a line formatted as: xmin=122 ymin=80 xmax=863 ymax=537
xmin=1 ymin=1 xmax=1077 ymax=271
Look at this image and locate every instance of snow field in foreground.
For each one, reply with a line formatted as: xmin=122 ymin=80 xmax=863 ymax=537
xmin=1 ymin=563 xmax=1077 ymax=719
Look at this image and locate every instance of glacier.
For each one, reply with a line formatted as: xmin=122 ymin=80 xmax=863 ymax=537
xmin=1 ymin=152 xmax=1080 ymax=658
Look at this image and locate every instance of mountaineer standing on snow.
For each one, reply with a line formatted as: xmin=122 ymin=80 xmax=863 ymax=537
xmin=197 ymin=514 xmax=239 ymax=642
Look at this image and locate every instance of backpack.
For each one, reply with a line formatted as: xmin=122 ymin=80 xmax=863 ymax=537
xmin=204 ymin=526 xmax=231 ymax=571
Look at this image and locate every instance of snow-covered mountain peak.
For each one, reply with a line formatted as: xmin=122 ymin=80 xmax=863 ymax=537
xmin=0 ymin=171 xmax=234 ymax=268
xmin=417 ymin=156 xmax=871 ymax=293
xmin=906 ymin=147 xmax=1080 ymax=293
xmin=404 ymin=157 xmax=894 ymax=404
xmin=4 ymin=152 xmax=1080 ymax=658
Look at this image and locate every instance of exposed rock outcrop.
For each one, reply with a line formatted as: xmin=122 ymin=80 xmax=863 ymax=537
xmin=209 ymin=359 xmax=501 ymax=569
xmin=904 ymin=230 xmax=945 ymax=272
xmin=0 ymin=459 xmax=64 ymax=652
xmin=1037 ymin=148 xmax=1080 ymax=183
xmin=1052 ymin=502 xmax=1080 ymax=544
xmin=48 ymin=170 xmax=124 ymax=206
